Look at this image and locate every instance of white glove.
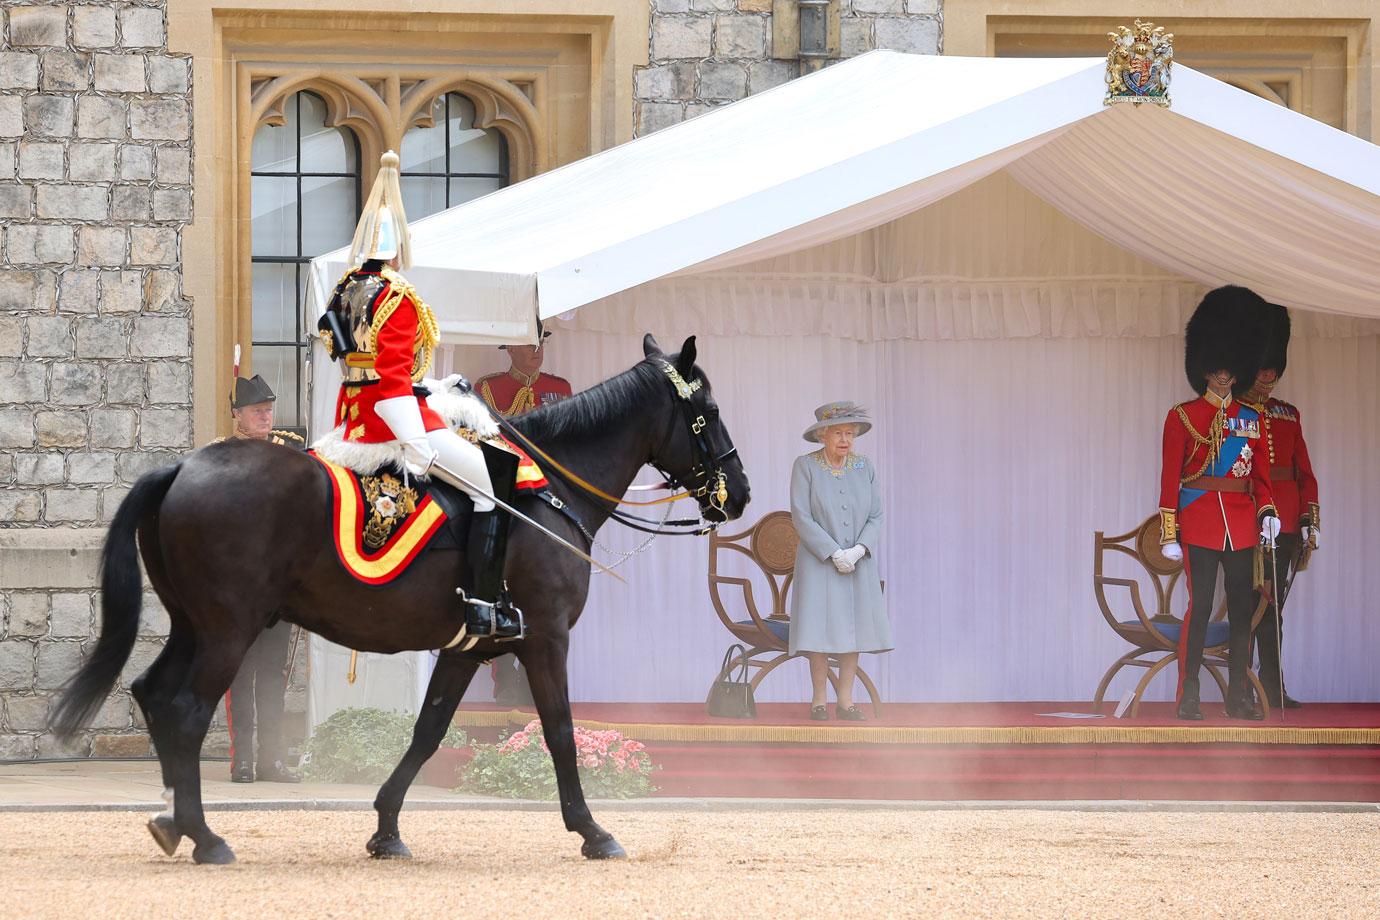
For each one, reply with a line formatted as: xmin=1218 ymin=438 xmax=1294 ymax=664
xmin=374 ymin=395 xmax=437 ymax=477
xmin=1162 ymin=542 xmax=1183 ymax=563
xmin=1302 ymin=526 xmax=1319 ymax=549
xmin=1260 ymin=515 xmax=1281 ymax=547
xmin=842 ymin=544 xmax=867 ymax=567
xmin=830 ymin=550 xmax=855 ymax=574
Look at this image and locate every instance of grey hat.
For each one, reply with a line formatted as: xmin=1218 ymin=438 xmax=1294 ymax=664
xmin=230 ymin=374 xmax=276 ymax=409
xmin=802 ymin=401 xmax=872 ymax=443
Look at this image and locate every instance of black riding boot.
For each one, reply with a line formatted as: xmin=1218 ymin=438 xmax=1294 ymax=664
xmin=1225 ymin=680 xmax=1264 ymax=721
xmin=1177 ymin=677 xmax=1204 ymax=721
xmin=460 ymin=510 xmax=523 ymax=641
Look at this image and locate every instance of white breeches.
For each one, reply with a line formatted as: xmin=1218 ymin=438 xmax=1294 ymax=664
xmin=426 ymin=428 xmax=495 ymax=512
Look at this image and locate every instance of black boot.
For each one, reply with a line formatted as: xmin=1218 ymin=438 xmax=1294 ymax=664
xmin=1177 ymin=678 xmax=1204 ymax=721
xmin=230 ymin=759 xmax=255 ymax=783
xmin=1225 ymin=682 xmax=1264 ymax=720
xmin=460 ymin=510 xmax=523 ymax=641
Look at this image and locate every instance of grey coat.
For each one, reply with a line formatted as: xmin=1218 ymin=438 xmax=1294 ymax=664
xmin=788 ymin=450 xmax=892 ymax=655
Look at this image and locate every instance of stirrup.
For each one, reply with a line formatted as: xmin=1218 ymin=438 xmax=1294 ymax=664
xmin=456 ymin=589 xmax=525 ymax=642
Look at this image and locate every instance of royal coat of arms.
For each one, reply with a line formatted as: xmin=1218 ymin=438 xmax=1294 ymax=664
xmin=1105 ymin=20 xmax=1173 ymax=107
xmin=361 ymin=471 xmax=421 ymax=551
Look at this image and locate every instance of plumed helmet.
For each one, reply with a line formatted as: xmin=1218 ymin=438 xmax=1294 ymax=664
xmin=350 ymin=151 xmax=411 ymax=269
xmin=1183 ymin=285 xmax=1270 ymax=397
xmin=1261 ymin=303 xmax=1291 ymax=378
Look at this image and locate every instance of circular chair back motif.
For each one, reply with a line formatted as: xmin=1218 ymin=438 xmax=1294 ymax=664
xmin=752 ymin=511 xmax=799 ymax=577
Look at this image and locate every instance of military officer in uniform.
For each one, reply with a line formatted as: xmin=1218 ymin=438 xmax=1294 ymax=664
xmin=1242 ymin=304 xmax=1319 ymax=709
xmin=317 ymin=150 xmax=523 ymax=643
xmin=223 ymin=372 xmax=304 ymax=782
xmin=477 ymin=331 xmax=571 ymax=705
xmin=1158 ymin=286 xmax=1280 ymax=722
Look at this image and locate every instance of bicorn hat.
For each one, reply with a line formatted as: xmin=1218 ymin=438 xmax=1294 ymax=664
xmin=1261 ymin=302 xmax=1291 ymax=378
xmin=230 ymin=374 xmax=276 ymax=410
xmin=802 ymin=402 xmax=872 ymax=443
xmin=1183 ymin=285 xmax=1270 ymax=398
xmin=498 ymin=328 xmax=552 ymax=350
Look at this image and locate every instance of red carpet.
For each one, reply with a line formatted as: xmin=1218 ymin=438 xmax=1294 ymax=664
xmin=444 ymin=702 xmax=1380 ymax=801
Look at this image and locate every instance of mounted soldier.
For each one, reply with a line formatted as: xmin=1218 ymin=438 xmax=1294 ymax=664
xmin=315 ymin=150 xmax=522 ymax=643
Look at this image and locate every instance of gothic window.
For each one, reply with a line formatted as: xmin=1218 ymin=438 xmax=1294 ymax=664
xmin=399 ymin=92 xmax=510 ymax=221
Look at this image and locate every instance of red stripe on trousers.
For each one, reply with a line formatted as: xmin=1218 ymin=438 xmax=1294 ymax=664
xmin=1176 ymin=548 xmax=1193 ymax=703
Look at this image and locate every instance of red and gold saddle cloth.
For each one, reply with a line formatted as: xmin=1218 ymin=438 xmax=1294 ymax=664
xmin=309 ymin=436 xmax=548 ymax=586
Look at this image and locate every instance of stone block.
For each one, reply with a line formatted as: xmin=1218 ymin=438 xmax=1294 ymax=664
xmin=904 ymin=0 xmax=939 ymax=12
xmin=130 ymin=100 xmax=187 ymax=142
xmin=49 ymin=593 xmax=93 ymax=637
xmin=0 ymin=316 xmax=21 ymax=357
xmin=58 ymin=268 xmax=100 ymax=314
xmin=147 ymin=56 xmax=189 ymax=94
xmin=146 ymin=361 xmax=190 ymax=404
xmin=698 ymin=61 xmax=748 ymax=100
xmin=0 ymin=452 xmax=12 ymax=484
xmin=36 ymin=184 xmax=109 ymax=221
xmin=874 ymin=16 xmax=939 ymax=54
xmin=46 ymin=488 xmax=99 ymax=522
xmin=99 ymin=485 xmax=129 ymax=523
xmin=748 ymin=59 xmax=798 ymax=94
xmin=840 ymin=17 xmax=874 ymax=57
xmin=0 ymin=640 xmax=36 ymax=689
xmin=637 ymin=102 xmax=684 ymax=136
xmin=25 ymin=315 xmax=73 ymax=358
xmin=90 ymin=408 xmax=136 ymax=448
xmin=204 ymin=729 xmax=231 ymax=758
xmin=130 ymin=227 xmax=177 ymax=265
xmin=94 ymin=53 xmax=145 ymax=93
xmin=0 ymin=183 xmax=33 ymax=218
xmin=144 ymin=270 xmax=181 ymax=311
xmin=87 ymin=691 xmax=130 ymax=730
xmin=35 ymin=410 xmax=87 ymax=448
xmin=76 ymin=227 xmax=126 ymax=266
xmin=0 ymin=141 xmax=14 ymax=178
xmin=23 ymin=95 xmax=74 ymax=138
xmin=0 ymin=408 xmax=36 ymax=449
xmin=36 ymin=642 xmax=84 ymax=690
xmin=117 ymin=449 xmax=177 ymax=483
xmin=67 ymin=451 xmax=115 ymax=485
xmin=36 ymin=732 xmax=87 ymax=757
xmin=111 ymin=185 xmax=150 ymax=221
xmin=76 ymin=95 xmax=126 ymax=140
xmin=652 ymin=17 xmax=714 ymax=61
xmin=139 ymin=408 xmax=191 ymax=448
xmin=0 ymin=361 xmax=47 ymax=404
xmin=73 ymin=6 xmax=118 ymax=48
xmin=75 ymin=316 xmax=127 ymax=359
xmin=17 ymin=140 xmax=64 ymax=180
xmin=91 ymin=733 xmax=150 ymax=757
xmin=691 ymin=0 xmax=737 ymax=10
xmin=0 ymin=52 xmax=41 ymax=90
xmin=686 ymin=102 xmax=720 ymax=121
xmin=138 ymin=594 xmax=170 ymax=637
xmin=105 ymin=364 xmax=143 ymax=403
xmin=0 ymin=734 xmax=37 ymax=760
xmin=635 ymin=63 xmax=697 ymax=101
xmin=15 ymin=452 xmax=63 ymax=485
xmin=41 ymin=51 xmax=90 ymax=92
xmin=68 ymin=142 xmax=118 ymax=181
xmin=714 ymin=14 xmax=768 ymax=58
xmin=0 ymin=96 xmax=24 ymax=138
xmin=0 ymin=490 xmax=43 ymax=523
xmin=7 ymin=595 xmax=48 ymax=638
xmin=99 ymin=270 xmax=142 ymax=313
xmin=853 ymin=0 xmax=902 ymax=12
xmin=152 ymin=188 xmax=191 ymax=221
xmin=8 ymin=224 xmax=75 ymax=264
xmin=119 ymin=144 xmax=155 ymax=180
xmin=738 ymin=0 xmax=773 ymax=11
xmin=155 ymin=147 xmax=189 ymax=184
xmin=130 ymin=315 xmax=188 ymax=358
xmin=6 ymin=694 xmax=50 ymax=731
xmin=120 ymin=7 xmax=166 ymax=49
xmin=654 ymin=0 xmax=693 ymax=12
xmin=51 ymin=362 xmax=104 ymax=404
xmin=119 ymin=639 xmax=163 ymax=689
xmin=10 ymin=7 xmax=67 ymax=48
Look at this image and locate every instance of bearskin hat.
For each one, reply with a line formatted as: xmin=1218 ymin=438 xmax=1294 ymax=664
xmin=1183 ymin=285 xmax=1270 ymax=397
xmin=1261 ymin=303 xmax=1291 ymax=378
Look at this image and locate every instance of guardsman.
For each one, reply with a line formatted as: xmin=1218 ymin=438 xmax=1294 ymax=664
xmin=316 ymin=151 xmax=522 ymax=642
xmin=1242 ymin=304 xmax=1319 ymax=709
xmin=1158 ymin=286 xmax=1280 ymax=721
xmin=477 ymin=331 xmax=571 ymax=706
xmin=223 ymin=372 xmax=303 ymax=783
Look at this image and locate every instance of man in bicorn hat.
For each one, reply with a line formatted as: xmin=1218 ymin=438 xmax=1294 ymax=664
xmin=1242 ymin=304 xmax=1319 ymax=709
xmin=1158 ymin=286 xmax=1280 ymax=721
xmin=476 ymin=331 xmax=571 ymax=705
xmin=316 ymin=150 xmax=523 ymax=644
xmin=222 ymin=373 xmax=304 ymax=782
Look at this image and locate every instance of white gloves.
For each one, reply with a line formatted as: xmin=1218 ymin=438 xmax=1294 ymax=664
xmin=842 ymin=544 xmax=866 ymax=566
xmin=1260 ymin=515 xmax=1281 ymax=547
xmin=1162 ymin=542 xmax=1183 ymax=563
xmin=1302 ymin=526 xmax=1319 ymax=549
xmin=830 ymin=544 xmax=867 ymax=574
xmin=374 ymin=396 xmax=437 ymax=477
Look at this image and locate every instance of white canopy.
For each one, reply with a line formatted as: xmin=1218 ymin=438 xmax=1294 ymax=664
xmin=309 ymin=51 xmax=1380 ymax=344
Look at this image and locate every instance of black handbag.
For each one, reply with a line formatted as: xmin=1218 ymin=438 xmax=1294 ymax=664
xmin=706 ymin=644 xmax=757 ymax=719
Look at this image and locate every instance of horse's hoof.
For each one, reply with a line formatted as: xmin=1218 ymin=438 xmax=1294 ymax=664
xmin=366 ymin=832 xmax=413 ymax=860
xmin=146 ymin=815 xmax=182 ymax=856
xmin=581 ymin=836 xmax=627 ymax=860
xmin=192 ymin=841 xmax=237 ymax=865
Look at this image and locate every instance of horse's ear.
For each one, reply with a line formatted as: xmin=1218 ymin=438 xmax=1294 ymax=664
xmin=643 ymin=333 xmax=663 ymax=358
xmin=675 ymin=336 xmax=697 ymax=374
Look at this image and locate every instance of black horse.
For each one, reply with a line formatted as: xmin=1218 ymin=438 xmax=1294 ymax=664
xmin=53 ymin=335 xmax=749 ymax=864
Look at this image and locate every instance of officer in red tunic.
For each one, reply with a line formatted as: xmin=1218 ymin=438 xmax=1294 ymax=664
xmin=1158 ymin=286 xmax=1280 ymax=721
xmin=1242 ymin=304 xmax=1320 ymax=709
xmin=317 ymin=151 xmax=522 ymax=641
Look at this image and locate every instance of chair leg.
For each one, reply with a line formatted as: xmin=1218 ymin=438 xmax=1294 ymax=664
xmin=1129 ymin=653 xmax=1177 ymax=718
xmin=1204 ymin=663 xmax=1228 ymax=702
xmin=746 ymin=653 xmax=793 ymax=694
xmin=1094 ymin=651 xmax=1145 ymax=710
xmin=854 ymin=665 xmax=883 ymax=719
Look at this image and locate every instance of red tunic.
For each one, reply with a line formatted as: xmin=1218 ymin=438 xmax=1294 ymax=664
xmin=476 ymin=370 xmax=572 ymax=418
xmin=1244 ymin=397 xmax=1319 ymax=534
xmin=1158 ymin=394 xmax=1277 ymax=552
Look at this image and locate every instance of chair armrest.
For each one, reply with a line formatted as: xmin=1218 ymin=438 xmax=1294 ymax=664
xmin=708 ymin=575 xmax=775 ymax=634
xmin=1095 ymin=576 xmax=1175 ymax=649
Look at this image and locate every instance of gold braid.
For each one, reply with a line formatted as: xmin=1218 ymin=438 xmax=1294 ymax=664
xmin=1175 ymin=404 xmax=1225 ymax=484
xmin=369 ymin=267 xmax=441 ymax=382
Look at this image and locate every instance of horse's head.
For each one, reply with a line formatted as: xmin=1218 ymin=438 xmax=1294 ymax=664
xmin=642 ymin=333 xmax=750 ymax=524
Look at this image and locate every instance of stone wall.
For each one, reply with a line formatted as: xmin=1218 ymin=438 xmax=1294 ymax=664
xmin=0 ymin=0 xmax=193 ymax=759
xmin=636 ymin=0 xmax=942 ymax=135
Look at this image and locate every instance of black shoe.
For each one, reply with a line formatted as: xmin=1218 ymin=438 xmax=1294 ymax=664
xmin=1225 ymin=685 xmax=1264 ymax=721
xmin=836 ymin=705 xmax=865 ymax=722
xmin=230 ymin=762 xmax=255 ymax=783
xmin=1263 ymin=688 xmax=1304 ymax=710
xmin=256 ymin=760 xmax=301 ymax=784
xmin=1176 ymin=699 xmax=1204 ymax=721
xmin=809 ymin=705 xmax=829 ymax=721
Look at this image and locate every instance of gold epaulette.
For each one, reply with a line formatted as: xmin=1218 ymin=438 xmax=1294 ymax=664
xmin=372 ymin=266 xmax=440 ymax=383
xmin=271 ymin=429 xmax=306 ymax=446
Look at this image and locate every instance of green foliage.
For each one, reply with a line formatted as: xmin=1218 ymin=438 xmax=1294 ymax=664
xmin=458 ymin=719 xmax=656 ymax=800
xmin=302 ymin=707 xmax=467 ymax=784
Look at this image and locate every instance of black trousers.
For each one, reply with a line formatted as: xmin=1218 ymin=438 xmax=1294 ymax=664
xmin=1255 ymin=532 xmax=1301 ymax=694
xmin=227 ymin=621 xmax=292 ymax=767
xmin=1178 ymin=544 xmax=1256 ymax=701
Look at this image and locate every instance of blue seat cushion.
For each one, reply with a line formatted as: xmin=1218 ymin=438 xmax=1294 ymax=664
xmin=1120 ymin=619 xmax=1229 ymax=647
xmin=735 ymin=618 xmax=790 ymax=644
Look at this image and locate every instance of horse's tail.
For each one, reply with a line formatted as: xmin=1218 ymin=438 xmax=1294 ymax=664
xmin=52 ymin=462 xmax=181 ymax=739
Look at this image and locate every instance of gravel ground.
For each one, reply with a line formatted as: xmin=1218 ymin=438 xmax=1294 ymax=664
xmin=4 ymin=809 xmax=1378 ymax=918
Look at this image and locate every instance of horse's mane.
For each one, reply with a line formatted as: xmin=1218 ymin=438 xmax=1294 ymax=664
xmin=511 ymin=358 xmax=667 ymax=445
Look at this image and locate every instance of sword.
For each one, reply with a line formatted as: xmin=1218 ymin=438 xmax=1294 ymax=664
xmin=424 ymin=456 xmax=626 ymax=583
xmin=1267 ymin=534 xmax=1285 ymax=725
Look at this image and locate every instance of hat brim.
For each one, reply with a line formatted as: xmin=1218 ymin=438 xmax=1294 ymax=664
xmin=499 ymin=331 xmax=552 ymax=349
xmin=803 ymin=418 xmax=872 ymax=442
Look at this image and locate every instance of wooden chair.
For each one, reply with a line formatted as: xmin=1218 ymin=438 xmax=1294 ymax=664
xmin=1093 ymin=515 xmax=1270 ymax=717
xmin=707 ymin=511 xmax=883 ymax=718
